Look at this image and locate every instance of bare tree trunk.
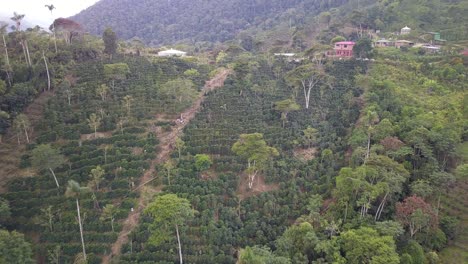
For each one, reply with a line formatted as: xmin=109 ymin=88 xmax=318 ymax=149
xmin=76 ymin=199 xmax=87 ymax=262
xmin=21 ymin=41 xmax=28 ymax=65
xmin=49 ymin=167 xmax=60 ymax=188
xmin=301 ymin=78 xmax=320 ymax=109
xmin=104 ymin=147 xmax=108 ymax=164
xmin=2 ymin=34 xmax=13 ymax=85
xmin=5 ymin=70 xmax=11 ymax=86
xmin=25 ymin=40 xmax=32 ymax=67
xmin=436 ymin=194 xmax=441 ymax=216
xmin=375 ymin=192 xmax=388 ymax=221
xmin=175 ymin=224 xmax=183 ymax=264
xmin=247 ymin=160 xmax=258 ymax=189
xmin=344 ymin=202 xmax=348 ymax=222
xmin=53 ymin=27 xmax=58 ymax=53
xmin=43 ymin=51 xmax=51 ymax=91
xmin=301 ymin=80 xmax=309 ymax=109
xmin=23 ymin=126 xmax=29 ymax=143
xmin=365 ymin=131 xmax=371 ymax=163
xmin=281 ymin=113 xmax=286 ymax=128
xmin=2 ymin=35 xmax=9 ymax=66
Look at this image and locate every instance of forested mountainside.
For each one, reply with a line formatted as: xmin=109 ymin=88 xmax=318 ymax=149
xmin=1 ymin=1 xmax=468 ymax=263
xmin=71 ymin=0 xmax=468 ymax=47
xmin=70 ymin=0 xmax=347 ymax=45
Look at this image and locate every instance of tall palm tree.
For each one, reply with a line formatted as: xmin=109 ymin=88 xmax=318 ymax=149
xmin=10 ymin=12 xmax=31 ymax=67
xmin=65 ymin=180 xmax=88 ymax=262
xmin=10 ymin=12 xmax=24 ymax=31
xmin=45 ymin=4 xmax=58 ymax=53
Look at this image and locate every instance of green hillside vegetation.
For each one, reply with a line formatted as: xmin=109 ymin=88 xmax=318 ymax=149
xmin=70 ymin=0 xmax=468 ymax=52
xmin=71 ymin=0 xmax=355 ymax=45
xmin=0 ymin=3 xmax=467 ymax=264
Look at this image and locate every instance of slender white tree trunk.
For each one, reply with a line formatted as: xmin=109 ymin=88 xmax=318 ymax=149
xmin=248 ymin=173 xmax=258 ymax=189
xmin=43 ymin=51 xmax=51 ymax=91
xmin=375 ymin=192 xmax=388 ymax=221
xmin=364 ymin=131 xmax=371 ymax=164
xmin=2 ymin=35 xmax=10 ymax=66
xmin=304 ymin=87 xmax=311 ymax=109
xmin=23 ymin=126 xmax=29 ymax=143
xmin=49 ymin=168 xmax=60 ymax=188
xmin=25 ymin=40 xmax=32 ymax=67
xmin=53 ymin=26 xmax=58 ymax=53
xmin=21 ymin=41 xmax=28 ymax=65
xmin=76 ymin=199 xmax=87 ymax=261
xmin=175 ymin=224 xmax=183 ymax=264
xmin=301 ymin=78 xmax=319 ymax=109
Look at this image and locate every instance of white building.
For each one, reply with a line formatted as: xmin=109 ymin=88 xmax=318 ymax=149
xmin=158 ymin=48 xmax=187 ymax=57
xmin=274 ymin=53 xmax=296 ymax=57
xmin=401 ymin=26 xmax=411 ymax=35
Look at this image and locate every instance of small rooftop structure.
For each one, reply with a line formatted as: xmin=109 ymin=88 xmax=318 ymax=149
xmin=375 ymin=39 xmax=394 ymax=47
xmin=428 ymin=32 xmax=447 ymax=44
xmin=274 ymin=53 xmax=296 ymax=57
xmin=158 ymin=48 xmax=187 ymax=57
xmin=329 ymin=41 xmax=355 ymax=58
xmin=421 ymin=45 xmax=441 ymax=53
xmin=395 ymin=40 xmax=414 ymax=48
xmin=401 ymin=26 xmax=411 ymax=35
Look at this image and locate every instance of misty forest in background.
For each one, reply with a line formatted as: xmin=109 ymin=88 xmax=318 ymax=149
xmin=71 ymin=0 xmax=468 ymax=47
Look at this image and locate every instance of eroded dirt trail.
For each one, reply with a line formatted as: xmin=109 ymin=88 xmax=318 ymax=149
xmin=103 ymin=68 xmax=231 ymax=264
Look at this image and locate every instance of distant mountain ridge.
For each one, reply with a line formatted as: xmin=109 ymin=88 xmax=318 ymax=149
xmin=70 ymin=0 xmax=468 ymax=47
xmin=70 ymin=0 xmax=350 ymax=45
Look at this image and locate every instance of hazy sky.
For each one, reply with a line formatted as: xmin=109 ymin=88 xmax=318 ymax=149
xmin=1 ymin=0 xmax=100 ymax=27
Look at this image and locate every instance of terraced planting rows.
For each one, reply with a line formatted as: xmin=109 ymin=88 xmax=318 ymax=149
xmin=439 ymin=179 xmax=468 ymax=263
xmin=4 ymin=128 xmax=156 ymax=263
xmin=0 ymin=55 xmax=210 ymax=263
xmin=117 ymin=59 xmax=366 ymax=263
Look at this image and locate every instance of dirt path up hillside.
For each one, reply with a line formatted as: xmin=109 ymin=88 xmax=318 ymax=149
xmin=102 ymin=68 xmax=231 ymax=264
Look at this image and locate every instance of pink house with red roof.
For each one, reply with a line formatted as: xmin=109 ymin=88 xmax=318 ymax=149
xmin=333 ymin=41 xmax=355 ymax=57
xmin=326 ymin=41 xmax=356 ymax=58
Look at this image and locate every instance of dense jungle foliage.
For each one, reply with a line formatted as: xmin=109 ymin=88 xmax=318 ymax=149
xmin=0 ymin=1 xmax=467 ymax=264
xmin=71 ymin=0 xmax=468 ymax=47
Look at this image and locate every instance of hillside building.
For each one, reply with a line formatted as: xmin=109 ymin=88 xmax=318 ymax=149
xmin=158 ymin=48 xmax=187 ymax=57
xmin=401 ymin=26 xmax=411 ymax=35
xmin=421 ymin=45 xmax=441 ymax=54
xmin=327 ymin=41 xmax=355 ymax=58
xmin=375 ymin=39 xmax=394 ymax=47
xmin=428 ymin=32 xmax=447 ymax=45
xmin=395 ymin=40 xmax=414 ymax=48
